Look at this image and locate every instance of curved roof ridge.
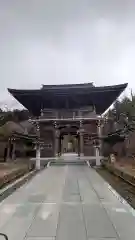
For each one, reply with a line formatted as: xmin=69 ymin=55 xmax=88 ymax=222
xmin=8 ymin=83 xmax=128 ymax=92
xmin=41 ymin=82 xmax=94 ymax=89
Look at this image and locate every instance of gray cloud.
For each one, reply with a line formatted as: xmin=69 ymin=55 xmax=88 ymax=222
xmin=0 ymin=0 xmax=135 ymax=108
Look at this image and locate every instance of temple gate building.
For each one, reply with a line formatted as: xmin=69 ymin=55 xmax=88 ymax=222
xmin=8 ymin=83 xmax=127 ymax=165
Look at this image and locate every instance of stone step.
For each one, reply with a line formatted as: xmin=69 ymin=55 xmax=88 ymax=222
xmin=50 ymin=160 xmax=87 ymax=166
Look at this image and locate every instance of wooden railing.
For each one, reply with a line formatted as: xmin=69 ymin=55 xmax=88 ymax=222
xmin=40 ymin=109 xmax=97 ymax=120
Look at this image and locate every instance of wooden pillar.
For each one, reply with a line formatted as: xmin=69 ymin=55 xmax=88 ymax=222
xmin=12 ymin=141 xmax=16 ymax=160
xmin=79 ymin=121 xmax=84 ymax=156
xmin=95 ymin=119 xmax=102 ymax=166
xmin=6 ymin=137 xmax=11 ymax=162
xmin=35 ymin=122 xmax=41 ymax=170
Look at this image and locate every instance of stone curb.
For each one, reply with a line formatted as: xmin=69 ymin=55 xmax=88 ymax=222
xmin=0 ymin=170 xmax=37 ymax=202
xmin=103 ymin=163 xmax=135 ymax=187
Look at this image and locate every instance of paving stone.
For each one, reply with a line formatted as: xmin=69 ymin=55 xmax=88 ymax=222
xmin=26 ymin=238 xmax=55 ymax=240
xmin=88 ymin=238 xmax=117 ymax=240
xmin=28 ymin=194 xmax=46 ymax=203
xmin=56 ymin=203 xmax=87 ymax=240
xmin=78 ymin=178 xmax=100 ymax=203
xmin=0 ymin=204 xmax=38 ymax=240
xmin=27 ymin=203 xmax=59 ymax=237
xmin=83 ymin=203 xmax=117 ymax=238
xmin=103 ymin=202 xmax=135 ymax=240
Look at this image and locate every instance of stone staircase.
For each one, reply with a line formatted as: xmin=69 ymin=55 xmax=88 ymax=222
xmin=51 ymin=153 xmax=87 ymax=166
xmin=50 ymin=160 xmax=87 ymax=166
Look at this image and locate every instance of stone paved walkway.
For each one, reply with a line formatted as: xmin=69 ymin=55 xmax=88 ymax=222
xmin=0 ymin=165 xmax=135 ymax=240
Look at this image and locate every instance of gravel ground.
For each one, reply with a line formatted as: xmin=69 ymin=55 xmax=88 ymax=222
xmin=97 ymin=167 xmax=135 ymax=209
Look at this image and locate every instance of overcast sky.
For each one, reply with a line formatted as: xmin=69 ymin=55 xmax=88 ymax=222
xmin=0 ymin=0 xmax=135 ymax=109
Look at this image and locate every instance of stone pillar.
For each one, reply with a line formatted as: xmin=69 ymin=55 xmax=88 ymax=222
xmin=79 ymin=121 xmax=84 ymax=156
xmin=95 ymin=146 xmax=100 ymax=166
xmin=54 ymin=129 xmax=60 ymax=157
xmin=97 ymin=120 xmax=102 ymax=154
xmin=36 ymin=144 xmax=41 ymax=170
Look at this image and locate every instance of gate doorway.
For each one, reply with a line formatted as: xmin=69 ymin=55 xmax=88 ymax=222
xmin=61 ymin=134 xmax=78 ymax=153
xmin=58 ymin=125 xmax=80 ymax=156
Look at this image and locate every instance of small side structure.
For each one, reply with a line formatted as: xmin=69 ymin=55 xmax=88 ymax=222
xmin=0 ymin=120 xmax=37 ymax=162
